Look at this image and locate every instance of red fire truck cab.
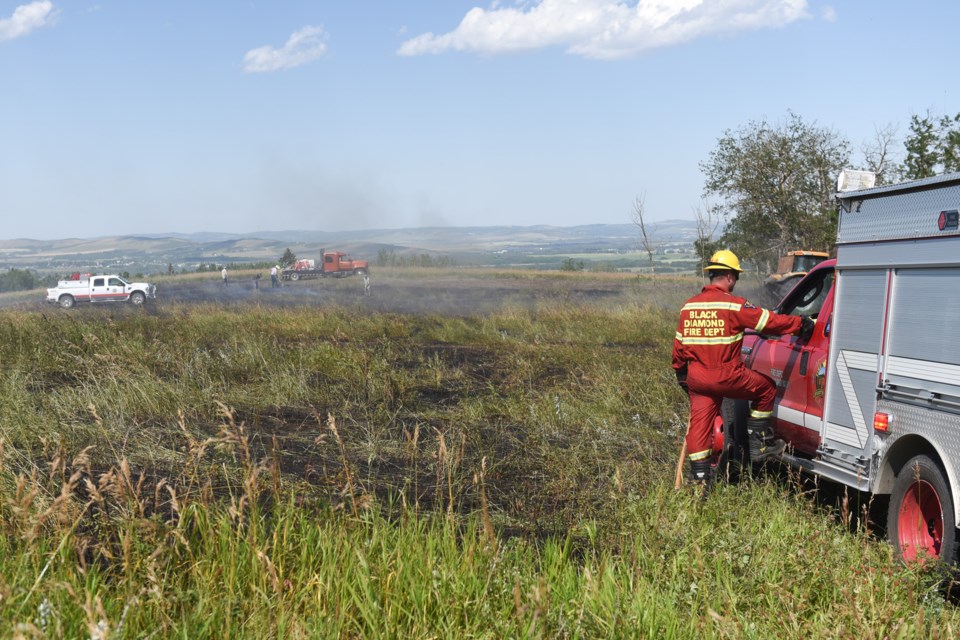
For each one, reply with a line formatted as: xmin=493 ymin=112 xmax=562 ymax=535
xmin=741 ymin=259 xmax=835 ymax=458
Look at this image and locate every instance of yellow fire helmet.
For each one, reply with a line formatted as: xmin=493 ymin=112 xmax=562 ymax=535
xmin=704 ymin=249 xmax=743 ymax=272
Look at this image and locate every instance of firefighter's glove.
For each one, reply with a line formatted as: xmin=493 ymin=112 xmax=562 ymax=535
xmin=798 ymin=316 xmax=815 ymax=342
xmin=675 ymin=364 xmax=689 ymax=394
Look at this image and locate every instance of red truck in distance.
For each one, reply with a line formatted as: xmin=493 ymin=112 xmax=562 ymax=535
xmin=281 ymin=251 xmax=369 ymax=281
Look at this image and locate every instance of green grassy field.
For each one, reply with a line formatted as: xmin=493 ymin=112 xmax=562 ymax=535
xmin=0 ymin=270 xmax=957 ymax=637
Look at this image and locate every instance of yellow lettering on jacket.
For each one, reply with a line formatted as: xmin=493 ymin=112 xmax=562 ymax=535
xmin=684 ymin=318 xmax=725 ymax=328
xmin=683 ymin=312 xmax=726 ymax=337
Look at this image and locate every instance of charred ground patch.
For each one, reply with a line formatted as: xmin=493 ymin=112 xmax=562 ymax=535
xmin=1 ymin=270 xmax=687 ymax=540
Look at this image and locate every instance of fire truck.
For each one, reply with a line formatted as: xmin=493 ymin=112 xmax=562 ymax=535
xmin=281 ymin=251 xmax=369 ymax=281
xmin=726 ymin=171 xmax=960 ymax=564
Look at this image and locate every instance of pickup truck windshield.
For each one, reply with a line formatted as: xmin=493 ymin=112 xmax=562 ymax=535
xmin=777 ymin=267 xmax=834 ymax=318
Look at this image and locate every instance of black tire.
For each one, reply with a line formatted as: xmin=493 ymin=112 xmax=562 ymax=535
xmin=290 ymin=272 xmax=300 ymax=281
xmin=58 ymin=295 xmax=75 ymax=309
xmin=887 ymin=455 xmax=957 ymax=565
xmin=130 ymin=291 xmax=146 ymax=305
xmin=354 ymin=268 xmax=367 ymax=276
xmin=718 ymin=398 xmax=750 ymax=484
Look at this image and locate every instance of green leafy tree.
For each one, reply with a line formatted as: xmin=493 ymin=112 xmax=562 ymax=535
xmin=700 ymin=112 xmax=849 ymax=273
xmin=938 ymin=113 xmax=960 ymax=173
xmin=560 ymin=258 xmax=584 ymax=272
xmin=280 ymin=248 xmax=297 ymax=267
xmin=377 ymin=248 xmax=395 ymax=267
xmin=0 ymin=268 xmax=37 ymax=293
xmin=901 ymin=110 xmax=960 ymax=179
xmin=694 ymin=237 xmax=721 ymax=272
xmin=903 ymin=112 xmax=939 ymax=179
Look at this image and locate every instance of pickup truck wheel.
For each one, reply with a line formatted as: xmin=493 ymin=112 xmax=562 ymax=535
xmin=130 ymin=291 xmax=146 ymax=305
xmin=354 ymin=268 xmax=367 ymax=275
xmin=717 ymin=398 xmax=750 ymax=484
xmin=290 ymin=272 xmax=300 ymax=281
xmin=58 ymin=295 xmax=75 ymax=309
xmin=888 ymin=455 xmax=957 ymax=565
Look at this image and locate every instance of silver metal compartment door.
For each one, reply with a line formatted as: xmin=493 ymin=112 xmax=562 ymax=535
xmin=822 ymin=270 xmax=886 ymax=455
xmin=886 ymin=268 xmax=960 ymax=398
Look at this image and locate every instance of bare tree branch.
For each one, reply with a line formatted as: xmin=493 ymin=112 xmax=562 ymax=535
xmin=631 ymin=192 xmax=657 ymax=276
xmin=693 ymin=199 xmax=721 ymax=274
xmin=861 ymin=122 xmax=900 ymax=185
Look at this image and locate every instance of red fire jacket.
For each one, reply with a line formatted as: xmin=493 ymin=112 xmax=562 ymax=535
xmin=672 ymin=284 xmax=801 ymax=372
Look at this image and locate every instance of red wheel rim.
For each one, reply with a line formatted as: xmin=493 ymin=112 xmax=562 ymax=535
xmin=898 ymin=478 xmax=944 ymax=562
xmin=711 ymin=416 xmax=725 ymax=463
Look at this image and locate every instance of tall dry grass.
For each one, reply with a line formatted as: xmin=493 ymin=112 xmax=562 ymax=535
xmin=0 ymin=276 xmax=956 ymax=636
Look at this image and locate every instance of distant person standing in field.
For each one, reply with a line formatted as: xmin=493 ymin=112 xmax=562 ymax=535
xmin=221 ymin=266 xmax=228 ymax=286
xmin=271 ymin=265 xmax=279 ymax=288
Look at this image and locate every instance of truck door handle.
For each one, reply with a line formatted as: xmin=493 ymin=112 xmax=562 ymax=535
xmin=799 ymin=351 xmax=810 ymax=376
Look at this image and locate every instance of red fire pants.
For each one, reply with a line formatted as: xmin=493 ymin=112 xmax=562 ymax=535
xmin=686 ymin=363 xmax=776 ymax=461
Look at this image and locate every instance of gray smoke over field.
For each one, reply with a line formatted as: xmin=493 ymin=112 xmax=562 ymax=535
xmin=159 ymin=279 xmax=333 ymax=306
xmin=157 ymin=274 xmax=642 ymax=316
xmin=7 ymin=273 xmax=697 ymax=317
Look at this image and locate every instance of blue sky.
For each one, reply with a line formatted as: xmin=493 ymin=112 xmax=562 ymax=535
xmin=1 ymin=1 xmax=956 ymax=240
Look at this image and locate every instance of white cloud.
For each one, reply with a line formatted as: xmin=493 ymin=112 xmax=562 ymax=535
xmin=243 ymin=25 xmax=328 ymax=73
xmin=821 ymin=5 xmax=836 ymax=22
xmin=0 ymin=1 xmax=58 ymax=42
xmin=398 ymin=0 xmax=810 ymax=60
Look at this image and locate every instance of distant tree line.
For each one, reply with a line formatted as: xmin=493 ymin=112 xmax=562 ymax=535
xmin=1 ymin=250 xmax=299 ymax=293
xmin=189 ymin=250 xmax=299 ymax=274
xmin=0 ymin=268 xmax=57 ymax=293
xmin=558 ymin=257 xmax=696 ymax=274
xmin=192 ymin=261 xmax=275 ymax=274
xmin=376 ymin=249 xmax=455 ymax=268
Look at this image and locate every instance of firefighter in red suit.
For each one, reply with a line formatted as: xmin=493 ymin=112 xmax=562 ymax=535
xmin=672 ymin=250 xmax=814 ymax=486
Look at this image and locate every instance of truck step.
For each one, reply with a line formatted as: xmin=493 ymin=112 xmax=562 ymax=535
xmin=780 ymin=452 xmax=871 ymax=492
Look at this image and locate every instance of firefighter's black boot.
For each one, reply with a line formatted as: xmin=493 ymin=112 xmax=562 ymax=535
xmin=747 ymin=417 xmax=785 ymax=462
xmin=689 ymin=457 xmax=714 ymax=499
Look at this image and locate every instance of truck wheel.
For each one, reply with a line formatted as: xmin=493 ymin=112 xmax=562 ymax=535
xmin=58 ymin=295 xmax=75 ymax=309
xmin=887 ymin=455 xmax=957 ymax=565
xmin=354 ymin=268 xmax=367 ymax=276
xmin=718 ymin=398 xmax=750 ymax=483
xmin=290 ymin=272 xmax=300 ymax=281
xmin=130 ymin=291 xmax=146 ymax=305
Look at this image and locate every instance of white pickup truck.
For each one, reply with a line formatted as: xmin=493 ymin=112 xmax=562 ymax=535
xmin=46 ymin=274 xmax=157 ymax=308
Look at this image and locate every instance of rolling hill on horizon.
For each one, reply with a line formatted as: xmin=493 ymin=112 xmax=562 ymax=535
xmin=0 ymin=221 xmax=701 ymax=275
